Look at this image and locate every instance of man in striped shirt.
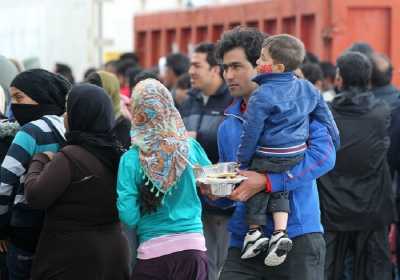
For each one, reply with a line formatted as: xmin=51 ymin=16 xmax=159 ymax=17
xmin=0 ymin=69 xmax=70 ymax=280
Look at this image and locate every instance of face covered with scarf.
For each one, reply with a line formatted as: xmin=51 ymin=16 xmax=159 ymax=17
xmin=10 ymin=69 xmax=71 ymax=126
xmin=131 ymin=79 xmax=189 ymax=195
xmin=65 ymin=83 xmax=122 ymax=172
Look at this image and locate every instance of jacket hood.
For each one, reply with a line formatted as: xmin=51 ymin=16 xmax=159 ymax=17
xmin=252 ymin=72 xmax=295 ymax=85
xmin=372 ymin=84 xmax=400 ymax=110
xmin=331 ymin=88 xmax=380 ymax=115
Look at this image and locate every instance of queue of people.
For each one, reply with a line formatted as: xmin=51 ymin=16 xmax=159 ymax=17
xmin=0 ymin=25 xmax=398 ymax=280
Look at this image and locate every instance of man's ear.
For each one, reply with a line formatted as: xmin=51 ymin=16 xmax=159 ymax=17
xmin=275 ymin=64 xmax=285 ymax=73
xmin=294 ymin=68 xmax=304 ymax=79
xmin=335 ymin=73 xmax=343 ymax=91
xmin=315 ymin=80 xmax=323 ymax=91
xmin=211 ymin=65 xmax=221 ymax=76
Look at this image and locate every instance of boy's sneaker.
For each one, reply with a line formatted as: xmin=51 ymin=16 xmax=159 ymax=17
xmin=264 ymin=231 xmax=293 ymax=266
xmin=241 ymin=229 xmax=269 ymax=259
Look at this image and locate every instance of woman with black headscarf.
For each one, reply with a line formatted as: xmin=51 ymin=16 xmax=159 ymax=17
xmin=24 ymin=84 xmax=130 ymax=280
xmin=0 ymin=69 xmax=70 ymax=280
xmin=86 ymin=70 xmax=132 ymax=149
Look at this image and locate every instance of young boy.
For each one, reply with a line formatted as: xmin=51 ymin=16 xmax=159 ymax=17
xmin=238 ymin=34 xmax=339 ymax=266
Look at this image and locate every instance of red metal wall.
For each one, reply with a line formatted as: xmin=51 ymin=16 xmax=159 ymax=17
xmin=134 ymin=0 xmax=400 ymax=86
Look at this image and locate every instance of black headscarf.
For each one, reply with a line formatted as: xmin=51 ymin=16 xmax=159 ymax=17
xmin=10 ymin=69 xmax=71 ymax=125
xmin=11 ymin=69 xmax=70 ymax=112
xmin=65 ymin=83 xmax=123 ymax=172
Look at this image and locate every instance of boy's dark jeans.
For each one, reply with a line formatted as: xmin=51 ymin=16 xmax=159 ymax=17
xmin=246 ymin=192 xmax=290 ymax=225
xmin=245 ymin=155 xmax=303 ymax=226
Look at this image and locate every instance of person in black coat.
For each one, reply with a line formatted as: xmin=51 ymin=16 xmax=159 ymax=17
xmin=318 ymin=52 xmax=394 ymax=280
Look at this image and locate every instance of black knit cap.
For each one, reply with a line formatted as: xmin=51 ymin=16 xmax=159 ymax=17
xmin=10 ymin=69 xmax=71 ymax=111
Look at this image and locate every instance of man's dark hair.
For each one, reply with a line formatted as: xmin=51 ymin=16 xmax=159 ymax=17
xmin=83 ymin=67 xmax=97 ymax=80
xmin=120 ymin=52 xmax=139 ymax=65
xmin=104 ymin=60 xmax=118 ymax=70
xmin=166 ymin=53 xmax=190 ymax=77
xmin=116 ymin=59 xmax=136 ymax=77
xmin=126 ymin=66 xmax=142 ymax=89
xmin=320 ymin=61 xmax=336 ymax=81
xmin=370 ymin=53 xmax=393 ymax=87
xmin=262 ymin=34 xmax=305 ymax=72
xmin=194 ymin=43 xmax=219 ymax=67
xmin=55 ymin=63 xmax=72 ymax=73
xmin=215 ymin=26 xmax=266 ymax=67
xmin=304 ymin=52 xmax=320 ymax=64
xmin=348 ymin=42 xmax=374 ymax=56
xmin=300 ymin=63 xmax=324 ymax=85
xmin=55 ymin=63 xmax=75 ymax=84
xmin=336 ymin=51 xmax=372 ymax=91
xmin=176 ymin=73 xmax=191 ymax=90
xmin=133 ymin=70 xmax=161 ymax=88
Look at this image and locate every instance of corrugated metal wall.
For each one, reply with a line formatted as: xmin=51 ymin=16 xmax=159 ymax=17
xmin=134 ymin=0 xmax=400 ymax=86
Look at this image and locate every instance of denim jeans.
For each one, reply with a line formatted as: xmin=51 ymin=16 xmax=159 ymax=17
xmin=6 ymin=243 xmax=33 ymax=280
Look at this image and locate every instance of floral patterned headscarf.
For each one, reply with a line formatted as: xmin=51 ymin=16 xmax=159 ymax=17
xmin=131 ymin=79 xmax=189 ymax=194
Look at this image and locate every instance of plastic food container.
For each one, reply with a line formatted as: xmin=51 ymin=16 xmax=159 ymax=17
xmin=195 ymin=162 xmax=239 ymax=179
xmin=209 ymin=183 xmax=237 ymax=197
xmin=196 ymin=162 xmax=246 ymax=197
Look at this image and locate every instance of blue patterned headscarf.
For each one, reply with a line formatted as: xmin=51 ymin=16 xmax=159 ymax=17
xmin=131 ymin=79 xmax=189 ymax=194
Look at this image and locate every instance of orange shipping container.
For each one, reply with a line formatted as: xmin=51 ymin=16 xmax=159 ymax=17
xmin=134 ymin=0 xmax=400 ymax=86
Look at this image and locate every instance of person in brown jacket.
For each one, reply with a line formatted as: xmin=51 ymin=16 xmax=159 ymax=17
xmin=24 ymin=83 xmax=130 ymax=280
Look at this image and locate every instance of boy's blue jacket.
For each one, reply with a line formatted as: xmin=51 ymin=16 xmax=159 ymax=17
xmin=215 ymin=98 xmax=336 ymax=248
xmin=238 ymin=72 xmax=340 ymax=168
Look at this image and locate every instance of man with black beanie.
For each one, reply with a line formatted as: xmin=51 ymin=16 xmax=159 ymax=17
xmin=0 ymin=69 xmax=71 ymax=280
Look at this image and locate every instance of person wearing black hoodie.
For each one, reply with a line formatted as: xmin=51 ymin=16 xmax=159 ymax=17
xmin=370 ymin=54 xmax=400 ymax=171
xmin=318 ymin=52 xmax=394 ymax=280
xmin=369 ymin=53 xmax=400 ymax=275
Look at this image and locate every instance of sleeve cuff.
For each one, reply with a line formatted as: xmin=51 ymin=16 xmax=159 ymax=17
xmin=265 ymin=173 xmax=272 ymax=193
xmin=267 ymin=172 xmax=285 ymax=193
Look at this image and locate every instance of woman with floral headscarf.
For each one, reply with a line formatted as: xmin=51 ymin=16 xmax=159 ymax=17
xmin=117 ymin=79 xmax=210 ymax=280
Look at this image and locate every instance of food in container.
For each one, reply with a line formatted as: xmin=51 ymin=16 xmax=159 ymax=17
xmin=195 ymin=162 xmax=247 ymax=196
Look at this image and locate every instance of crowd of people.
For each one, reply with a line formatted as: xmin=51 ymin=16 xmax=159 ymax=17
xmin=0 ymin=25 xmax=398 ymax=280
